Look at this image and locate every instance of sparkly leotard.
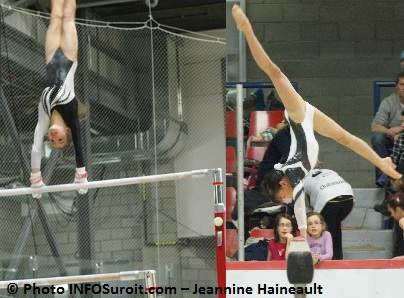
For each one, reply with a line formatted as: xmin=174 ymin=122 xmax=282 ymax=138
xmin=31 ymin=48 xmax=84 ymax=169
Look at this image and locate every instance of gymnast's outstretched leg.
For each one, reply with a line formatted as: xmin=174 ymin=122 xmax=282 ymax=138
xmin=46 ymin=0 xmax=77 ymax=64
xmin=60 ymin=0 xmax=78 ymax=62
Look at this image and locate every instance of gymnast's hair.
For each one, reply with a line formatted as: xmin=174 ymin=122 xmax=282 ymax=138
xmin=262 ymin=169 xmax=285 ymax=199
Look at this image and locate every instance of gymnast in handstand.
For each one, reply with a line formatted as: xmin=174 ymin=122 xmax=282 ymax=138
xmin=232 ymin=4 xmax=403 ymax=239
xmin=30 ymin=0 xmax=87 ymax=198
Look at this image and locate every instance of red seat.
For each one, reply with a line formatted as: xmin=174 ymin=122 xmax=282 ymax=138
xmin=226 ymin=187 xmax=237 ymax=222
xmin=248 ymin=110 xmax=284 ymax=138
xmin=245 ymin=146 xmax=267 ymax=162
xmin=226 ymin=229 xmax=239 ymax=258
xmin=226 ymin=111 xmax=237 ymax=138
xmin=250 ymin=229 xmax=275 ymax=239
xmin=226 ymin=146 xmax=237 ymax=174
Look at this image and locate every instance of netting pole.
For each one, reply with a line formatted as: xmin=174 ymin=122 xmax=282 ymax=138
xmin=212 ymin=168 xmax=226 ymax=298
xmin=77 ymin=12 xmax=96 ymax=289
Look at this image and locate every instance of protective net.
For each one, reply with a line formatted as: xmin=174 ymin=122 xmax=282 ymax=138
xmin=0 ymin=5 xmax=225 ymax=297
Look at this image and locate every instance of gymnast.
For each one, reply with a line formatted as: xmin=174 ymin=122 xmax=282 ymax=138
xmin=30 ymin=0 xmax=87 ymax=198
xmin=232 ymin=4 xmax=403 ymax=239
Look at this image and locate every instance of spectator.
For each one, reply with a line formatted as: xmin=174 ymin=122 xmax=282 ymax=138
xmin=267 ymin=213 xmax=296 ymax=260
xmin=306 ymin=212 xmax=333 ymax=264
xmin=256 ymin=121 xmax=291 ymax=185
xmin=400 ymin=50 xmax=404 ymax=70
xmin=302 ymin=169 xmax=353 ymax=260
xmin=371 ymin=71 xmax=404 ymax=186
xmin=375 ymin=109 xmax=404 ymax=214
xmin=386 ymin=192 xmax=404 ymax=259
xmin=379 ymin=162 xmax=404 ymax=258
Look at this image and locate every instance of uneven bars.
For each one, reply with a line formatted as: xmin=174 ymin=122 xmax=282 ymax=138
xmin=0 ymin=270 xmax=154 ymax=288
xmin=0 ymin=169 xmax=213 ymax=197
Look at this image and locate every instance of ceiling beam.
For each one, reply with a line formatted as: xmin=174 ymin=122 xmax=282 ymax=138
xmin=77 ymin=0 xmax=142 ymax=9
xmin=100 ymin=3 xmax=225 ymax=23
xmin=14 ymin=0 xmax=37 ymax=8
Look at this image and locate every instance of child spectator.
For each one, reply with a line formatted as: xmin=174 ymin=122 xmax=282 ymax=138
xmin=267 ymin=214 xmax=296 ymax=260
xmin=306 ymin=212 xmax=333 ymax=265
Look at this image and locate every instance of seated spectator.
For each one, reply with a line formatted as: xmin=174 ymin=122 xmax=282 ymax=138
xmin=306 ymin=212 xmax=333 ymax=265
xmin=371 ymin=71 xmax=404 ymax=186
xmin=267 ymin=213 xmax=296 ymax=261
xmin=377 ymin=162 xmax=404 ymax=258
xmin=386 ymin=192 xmax=404 ymax=260
xmin=375 ymin=109 xmax=404 ymax=214
xmin=256 ymin=121 xmax=291 ymax=185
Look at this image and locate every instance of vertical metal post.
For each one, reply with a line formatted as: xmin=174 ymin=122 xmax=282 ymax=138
xmin=236 ymin=84 xmax=245 ymax=260
xmin=238 ymin=0 xmax=247 ymax=83
xmin=76 ymin=14 xmax=96 ymax=296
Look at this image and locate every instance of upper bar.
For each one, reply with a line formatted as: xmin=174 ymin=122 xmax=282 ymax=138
xmin=226 ymin=81 xmax=298 ymax=91
xmin=0 ymin=169 xmax=213 ymax=197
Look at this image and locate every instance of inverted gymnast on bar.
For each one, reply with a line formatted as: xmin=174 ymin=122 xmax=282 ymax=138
xmin=30 ymin=0 xmax=87 ymax=198
xmin=232 ymin=4 xmax=403 ymax=239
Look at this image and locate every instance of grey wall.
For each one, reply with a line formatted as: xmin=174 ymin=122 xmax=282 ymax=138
xmin=243 ymin=0 xmax=404 ymax=187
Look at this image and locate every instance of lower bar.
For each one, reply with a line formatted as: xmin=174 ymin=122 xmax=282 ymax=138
xmin=0 ymin=270 xmax=153 ymax=288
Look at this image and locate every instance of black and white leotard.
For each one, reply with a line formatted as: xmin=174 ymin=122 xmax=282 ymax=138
xmin=275 ymin=101 xmax=319 ymax=230
xmin=31 ymin=48 xmax=84 ymax=170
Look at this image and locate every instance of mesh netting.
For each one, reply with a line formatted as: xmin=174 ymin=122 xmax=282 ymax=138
xmin=0 ymin=5 xmax=225 ymax=297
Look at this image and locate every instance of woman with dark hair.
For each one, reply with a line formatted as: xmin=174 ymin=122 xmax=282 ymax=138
xmin=30 ymin=0 xmax=87 ymax=198
xmin=232 ymin=4 xmax=402 ymax=239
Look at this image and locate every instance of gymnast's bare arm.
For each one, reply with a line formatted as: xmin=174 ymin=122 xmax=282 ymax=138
xmin=313 ymin=108 xmax=401 ymax=179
